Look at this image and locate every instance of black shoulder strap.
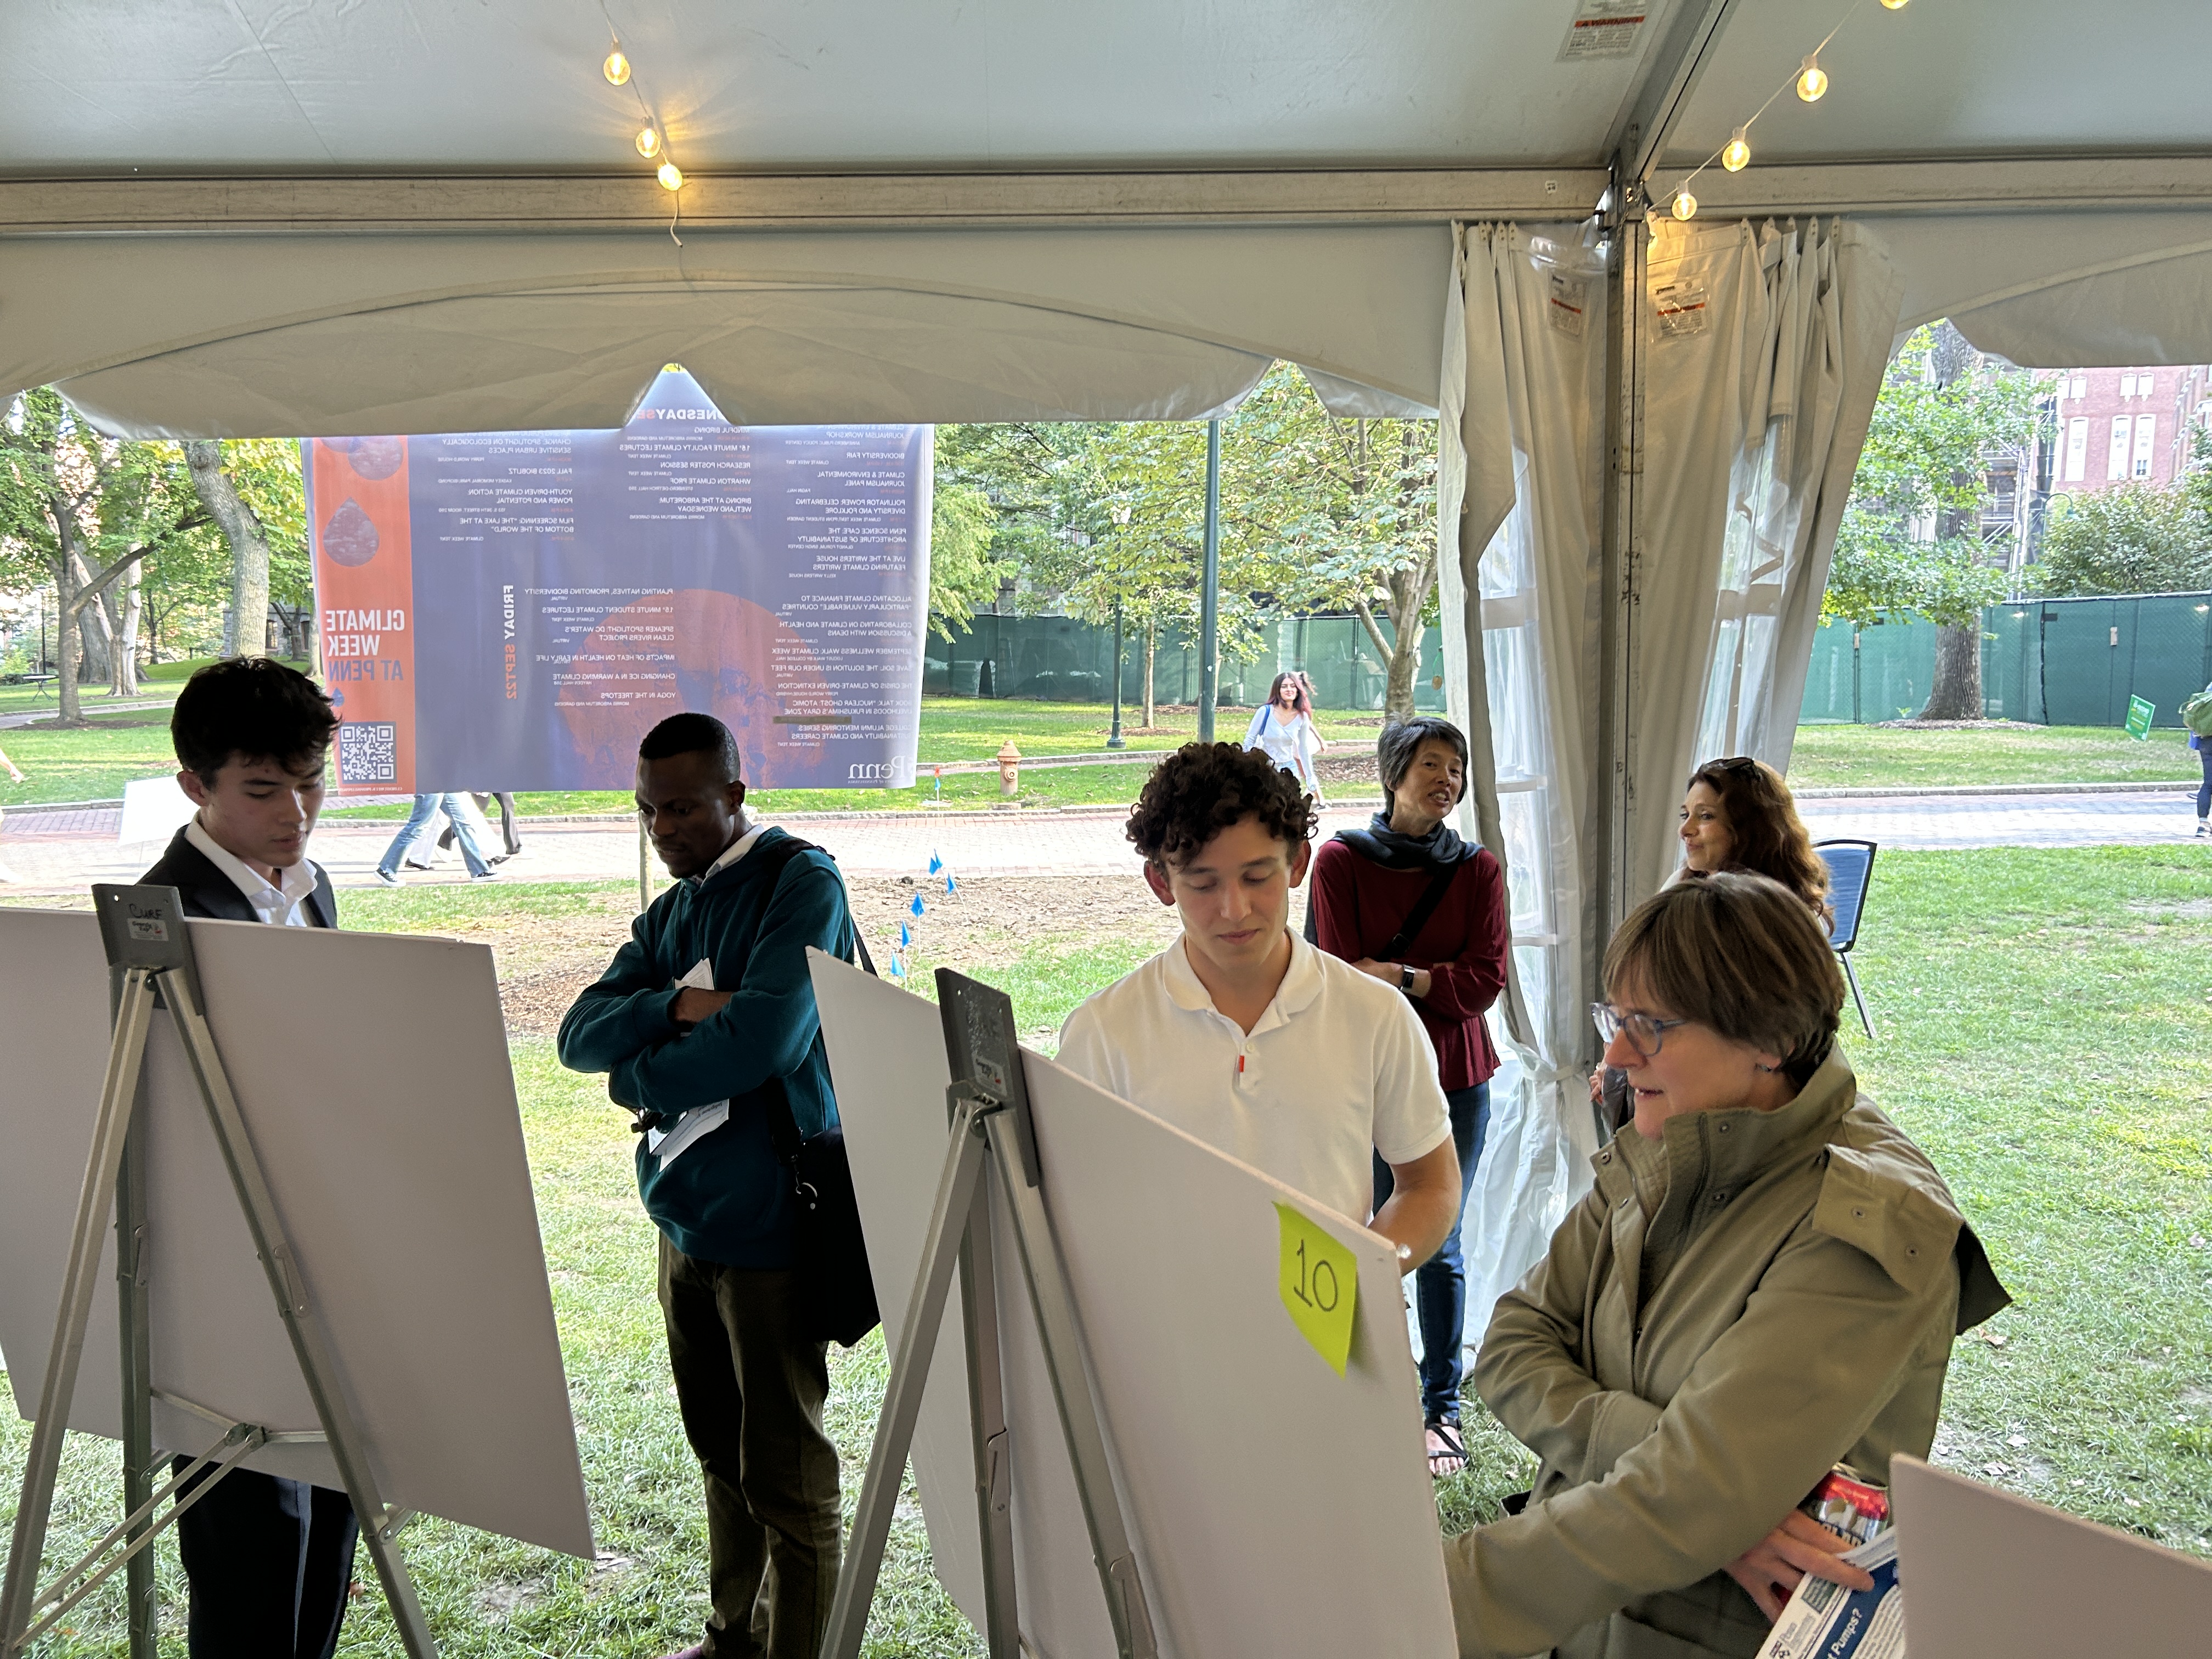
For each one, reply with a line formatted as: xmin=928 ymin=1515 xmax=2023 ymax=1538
xmin=1381 ymin=861 xmax=1462 ymax=961
xmin=1301 ymin=830 xmax=1358 ymax=946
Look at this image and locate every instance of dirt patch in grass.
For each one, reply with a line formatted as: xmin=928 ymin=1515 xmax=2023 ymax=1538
xmin=487 ymin=874 xmax=1182 ymax=1036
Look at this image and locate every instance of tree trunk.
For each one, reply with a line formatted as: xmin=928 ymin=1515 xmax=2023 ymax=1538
xmin=1351 ymin=599 xmax=1395 ymax=718
xmin=1921 ymin=624 xmax=1984 ymax=720
xmin=72 ymin=552 xmax=114 ymax=686
xmin=1142 ymin=624 xmax=1157 ymax=730
xmin=1381 ymin=556 xmax=1437 ymax=725
xmin=52 ymin=550 xmax=84 ymax=727
xmin=188 ymin=439 xmax=272 ymax=659
xmin=108 ymin=560 xmax=143 ymax=697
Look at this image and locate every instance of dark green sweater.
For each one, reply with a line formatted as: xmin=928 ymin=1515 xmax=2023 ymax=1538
xmin=556 ymin=827 xmax=854 ymax=1268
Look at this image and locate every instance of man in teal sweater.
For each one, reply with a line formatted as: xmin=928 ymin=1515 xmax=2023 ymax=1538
xmin=557 ymin=712 xmax=855 ymax=1659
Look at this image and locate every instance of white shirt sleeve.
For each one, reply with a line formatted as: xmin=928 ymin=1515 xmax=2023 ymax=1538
xmin=1055 ymin=998 xmax=1120 ymax=1096
xmin=1242 ymin=706 xmax=1268 ymax=748
xmin=1370 ymin=991 xmax=1453 ymax=1167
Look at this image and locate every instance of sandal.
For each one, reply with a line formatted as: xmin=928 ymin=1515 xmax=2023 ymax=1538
xmin=1425 ymin=1417 xmax=1468 ymax=1480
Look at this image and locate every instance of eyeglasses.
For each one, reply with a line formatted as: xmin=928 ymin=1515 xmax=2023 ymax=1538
xmin=1590 ymin=1002 xmax=1690 ymax=1058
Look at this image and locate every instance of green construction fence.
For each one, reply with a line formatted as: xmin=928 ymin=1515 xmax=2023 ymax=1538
xmin=1800 ymin=592 xmax=2212 ymax=727
xmin=924 ymin=613 xmax=1449 ymax=714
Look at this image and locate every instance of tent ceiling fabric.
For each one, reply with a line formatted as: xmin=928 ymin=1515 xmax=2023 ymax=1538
xmin=5 ymin=225 xmax=1451 ymax=437
xmin=7 ymin=0 xmax=2212 ymax=427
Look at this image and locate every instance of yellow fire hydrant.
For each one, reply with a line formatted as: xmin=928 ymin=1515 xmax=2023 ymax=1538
xmin=997 ymin=740 xmax=1022 ymax=798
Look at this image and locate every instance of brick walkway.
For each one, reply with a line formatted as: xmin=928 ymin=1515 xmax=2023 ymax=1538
xmin=3 ymin=789 xmax=2205 ymax=897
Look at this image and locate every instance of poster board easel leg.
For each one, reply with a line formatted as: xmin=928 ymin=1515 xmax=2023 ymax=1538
xmin=116 ymin=1112 xmax=157 ymax=1659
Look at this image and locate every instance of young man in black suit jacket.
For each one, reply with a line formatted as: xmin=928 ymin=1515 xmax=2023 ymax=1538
xmin=137 ymin=658 xmax=355 ymax=1659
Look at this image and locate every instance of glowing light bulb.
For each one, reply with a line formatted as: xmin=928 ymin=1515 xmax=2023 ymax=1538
xmin=636 ymin=125 xmax=661 ymax=157
xmin=1722 ymin=127 xmax=1751 ymax=172
xmin=1796 ymin=55 xmax=1827 ymax=102
xmin=603 ymin=47 xmax=630 ymax=86
xmin=1880 ymin=0 xmax=1909 ymax=9
xmin=1673 ymin=189 xmax=1697 ymax=222
xmin=657 ymin=160 xmax=684 ymax=191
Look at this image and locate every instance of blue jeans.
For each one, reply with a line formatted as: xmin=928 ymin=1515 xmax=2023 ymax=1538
xmin=1373 ymin=1081 xmax=1490 ymax=1424
xmin=377 ymin=793 xmax=493 ymax=878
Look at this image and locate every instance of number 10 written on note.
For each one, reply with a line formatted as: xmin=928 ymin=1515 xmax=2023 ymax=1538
xmin=1275 ymin=1203 xmax=1359 ymax=1375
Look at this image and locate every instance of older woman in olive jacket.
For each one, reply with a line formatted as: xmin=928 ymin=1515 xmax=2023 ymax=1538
xmin=1442 ymin=872 xmax=2009 ymax=1659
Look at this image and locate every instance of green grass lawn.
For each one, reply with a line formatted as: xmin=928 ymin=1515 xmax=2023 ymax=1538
xmin=1789 ymin=723 xmax=2199 ymax=789
xmin=5 ymin=846 xmax=2208 ymax=1655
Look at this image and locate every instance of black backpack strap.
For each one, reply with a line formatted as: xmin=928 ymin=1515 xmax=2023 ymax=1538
xmin=758 ymin=832 xmax=877 ymax=978
xmin=1381 ymin=861 xmax=1462 ymax=961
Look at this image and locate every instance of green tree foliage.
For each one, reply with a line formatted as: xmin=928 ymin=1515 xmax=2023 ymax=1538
xmin=926 ymin=480 xmax=1007 ymax=639
xmin=1825 ymin=325 xmax=2035 ymax=720
xmin=934 ymin=365 xmax=1440 ymax=721
xmin=2033 ymin=479 xmax=2212 ymax=597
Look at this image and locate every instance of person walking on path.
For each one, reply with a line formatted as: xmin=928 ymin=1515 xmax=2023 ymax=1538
xmin=374 ymin=792 xmax=498 ymax=884
xmin=1306 ymin=715 xmax=1509 ymax=1480
xmin=2183 ymin=678 xmax=2212 ymax=837
xmin=1242 ymin=671 xmax=1326 ymax=799
xmin=438 ymin=790 xmax=523 ymax=861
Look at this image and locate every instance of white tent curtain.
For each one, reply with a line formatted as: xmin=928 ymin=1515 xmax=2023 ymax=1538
xmin=1437 ymin=223 xmax=1610 ymax=1328
xmin=1630 ymin=217 xmax=1905 ymax=903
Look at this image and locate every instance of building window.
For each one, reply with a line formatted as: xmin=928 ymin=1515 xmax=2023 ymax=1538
xmin=2132 ymin=414 xmax=2156 ymax=478
xmin=2074 ymin=376 xmax=2088 ymax=399
xmin=2120 ymin=374 xmax=2137 ymax=398
xmin=2064 ymin=417 xmax=2089 ymax=482
xmin=2108 ymin=416 xmax=2132 ymax=479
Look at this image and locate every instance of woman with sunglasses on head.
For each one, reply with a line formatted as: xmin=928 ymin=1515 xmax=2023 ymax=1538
xmin=1440 ymin=873 xmax=2008 ymax=1659
xmin=1596 ymin=757 xmax=1831 ymax=1128
xmin=1242 ymin=671 xmax=1327 ymax=800
xmin=1308 ymin=715 xmax=1508 ymax=1479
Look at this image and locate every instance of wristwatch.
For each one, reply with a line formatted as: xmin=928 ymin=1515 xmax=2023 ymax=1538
xmin=1398 ymin=963 xmax=1417 ymax=994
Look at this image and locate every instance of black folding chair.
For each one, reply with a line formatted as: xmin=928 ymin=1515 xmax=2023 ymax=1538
xmin=1815 ymin=839 xmax=1877 ymax=1040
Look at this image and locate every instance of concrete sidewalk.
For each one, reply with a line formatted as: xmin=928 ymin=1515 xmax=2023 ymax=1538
xmin=3 ymin=788 xmax=2206 ymax=898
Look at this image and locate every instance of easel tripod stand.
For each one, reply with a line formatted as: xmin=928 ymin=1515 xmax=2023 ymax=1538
xmin=0 ymin=884 xmax=439 ymax=1658
xmin=821 ymin=968 xmax=1159 ymax=1659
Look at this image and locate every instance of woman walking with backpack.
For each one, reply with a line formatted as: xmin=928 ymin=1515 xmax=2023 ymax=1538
xmin=1307 ymin=715 xmax=1509 ymax=1477
xmin=2185 ymin=679 xmax=2212 ymax=837
xmin=1242 ymin=672 xmax=1327 ymax=799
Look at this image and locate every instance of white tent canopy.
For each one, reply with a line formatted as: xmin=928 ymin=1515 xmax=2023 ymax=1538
xmin=8 ymin=0 xmax=2211 ymax=1334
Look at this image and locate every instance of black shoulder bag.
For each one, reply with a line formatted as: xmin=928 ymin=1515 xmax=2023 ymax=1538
xmin=1303 ymin=833 xmax=1463 ymax=964
xmin=752 ymin=834 xmax=883 ymax=1349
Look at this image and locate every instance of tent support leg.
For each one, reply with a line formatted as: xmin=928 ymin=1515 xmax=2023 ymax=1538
xmin=1842 ymin=955 xmax=1874 ymax=1040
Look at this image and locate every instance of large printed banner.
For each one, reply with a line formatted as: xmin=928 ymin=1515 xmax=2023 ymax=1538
xmin=306 ymin=370 xmax=930 ymax=797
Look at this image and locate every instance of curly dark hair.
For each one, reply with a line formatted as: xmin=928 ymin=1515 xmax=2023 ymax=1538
xmin=1687 ymin=756 xmax=1832 ymax=928
xmin=1125 ymin=741 xmax=1317 ymax=868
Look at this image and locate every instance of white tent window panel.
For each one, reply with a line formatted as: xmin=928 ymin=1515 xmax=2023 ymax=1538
xmin=2132 ymin=414 xmax=2157 ymax=476
xmin=2108 ymin=416 xmax=2133 ymax=479
xmin=2065 ymin=416 xmax=2089 ymax=482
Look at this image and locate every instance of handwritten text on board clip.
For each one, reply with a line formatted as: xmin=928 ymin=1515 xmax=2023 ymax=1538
xmin=1275 ymin=1203 xmax=1359 ymax=1375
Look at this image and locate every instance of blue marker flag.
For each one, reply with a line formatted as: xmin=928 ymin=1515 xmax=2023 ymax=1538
xmin=928 ymin=851 xmax=943 ymax=875
xmin=910 ymin=894 xmax=926 ymax=918
xmin=899 ymin=921 xmax=912 ymax=947
xmin=945 ymin=874 xmax=957 ymax=896
xmin=889 ymin=956 xmax=906 ymax=980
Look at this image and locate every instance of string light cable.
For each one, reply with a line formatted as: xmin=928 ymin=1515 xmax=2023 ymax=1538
xmin=595 ymin=2 xmax=686 ymax=244
xmin=1656 ymin=0 xmax=1904 ymax=222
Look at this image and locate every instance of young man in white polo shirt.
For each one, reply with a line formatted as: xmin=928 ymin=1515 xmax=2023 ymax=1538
xmin=1058 ymin=741 xmax=1459 ymax=1266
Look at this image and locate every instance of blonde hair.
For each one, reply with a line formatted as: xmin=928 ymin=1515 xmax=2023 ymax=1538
xmin=1603 ymin=871 xmax=1844 ymax=1085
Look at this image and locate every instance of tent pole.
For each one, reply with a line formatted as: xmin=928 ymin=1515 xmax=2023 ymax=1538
xmin=1198 ymin=420 xmax=1221 ymax=742
xmin=1597 ymin=165 xmax=1648 ymax=952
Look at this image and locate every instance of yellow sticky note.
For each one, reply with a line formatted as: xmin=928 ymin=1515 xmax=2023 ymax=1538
xmin=1275 ymin=1203 xmax=1359 ymax=1375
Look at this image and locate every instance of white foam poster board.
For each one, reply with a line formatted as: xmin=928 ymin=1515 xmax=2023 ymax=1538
xmin=810 ymin=951 xmax=1455 ymax=1658
xmin=1893 ymin=1454 xmax=2212 ymax=1658
xmin=0 ymin=906 xmax=594 ymax=1560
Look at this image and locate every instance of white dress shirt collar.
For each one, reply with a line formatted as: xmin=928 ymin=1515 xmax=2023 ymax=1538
xmin=185 ymin=818 xmax=319 ymax=927
xmin=696 ymin=821 xmax=769 ymax=884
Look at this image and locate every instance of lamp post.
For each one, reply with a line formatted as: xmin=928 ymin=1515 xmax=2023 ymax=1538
xmin=1107 ymin=502 xmax=1130 ymax=749
xmin=1198 ymin=417 xmax=1221 ymax=743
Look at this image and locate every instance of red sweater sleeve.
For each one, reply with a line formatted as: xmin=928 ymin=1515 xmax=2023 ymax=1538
xmin=1418 ymin=847 xmax=1509 ymax=1025
xmin=1307 ymin=838 xmax=1364 ymax=963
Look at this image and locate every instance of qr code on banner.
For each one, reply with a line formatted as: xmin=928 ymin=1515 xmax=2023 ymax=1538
xmin=337 ymin=722 xmax=398 ymax=785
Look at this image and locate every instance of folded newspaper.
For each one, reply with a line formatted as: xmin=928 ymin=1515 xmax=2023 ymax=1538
xmin=1753 ymin=1465 xmax=1903 ymax=1659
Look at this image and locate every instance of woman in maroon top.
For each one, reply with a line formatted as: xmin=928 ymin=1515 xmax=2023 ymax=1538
xmin=1308 ymin=715 xmax=1509 ymax=1476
